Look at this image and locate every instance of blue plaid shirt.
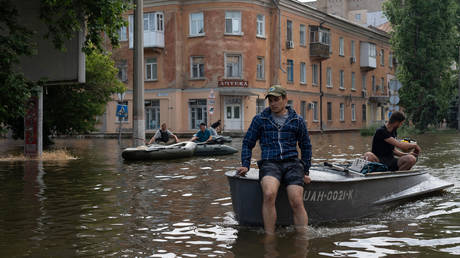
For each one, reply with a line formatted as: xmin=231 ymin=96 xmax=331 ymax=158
xmin=241 ymin=106 xmax=312 ymax=173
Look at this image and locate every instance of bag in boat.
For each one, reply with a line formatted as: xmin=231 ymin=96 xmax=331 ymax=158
xmin=360 ymin=162 xmax=388 ymax=174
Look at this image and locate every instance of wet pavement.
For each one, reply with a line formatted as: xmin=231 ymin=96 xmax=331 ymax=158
xmin=0 ymin=132 xmax=459 ymax=257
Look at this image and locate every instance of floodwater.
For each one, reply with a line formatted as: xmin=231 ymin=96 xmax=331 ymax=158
xmin=0 ymin=132 xmax=459 ymax=257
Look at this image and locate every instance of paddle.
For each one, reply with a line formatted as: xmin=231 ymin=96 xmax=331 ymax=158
xmin=324 ymin=162 xmax=364 ymax=176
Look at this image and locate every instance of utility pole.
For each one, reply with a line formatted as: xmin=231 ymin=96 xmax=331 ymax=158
xmin=458 ymin=46 xmax=460 ymax=131
xmin=133 ymin=0 xmax=145 ymax=146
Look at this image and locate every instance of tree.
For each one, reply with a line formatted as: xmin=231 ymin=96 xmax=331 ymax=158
xmin=10 ymin=51 xmax=126 ymax=144
xmin=384 ymin=0 xmax=459 ymax=130
xmin=0 ymin=0 xmax=131 ymax=133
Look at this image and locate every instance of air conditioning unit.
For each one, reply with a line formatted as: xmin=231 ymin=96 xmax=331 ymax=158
xmin=286 ymin=40 xmax=294 ymax=49
xmin=350 ymin=57 xmax=356 ymax=64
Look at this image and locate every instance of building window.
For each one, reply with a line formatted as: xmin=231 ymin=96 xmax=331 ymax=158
xmin=372 ymin=75 xmax=376 ymax=92
xmin=362 ymin=74 xmax=367 ymax=92
xmin=300 ymin=24 xmax=306 ymax=46
xmin=117 ymin=101 xmax=128 ymax=122
xmin=389 ymin=52 xmax=393 ymax=68
xmin=118 ymin=26 xmax=127 ymax=41
xmin=117 ymin=60 xmax=128 ymax=82
xmin=339 ymin=37 xmax=344 ymax=56
xmin=191 ymin=56 xmax=204 ymax=79
xmin=313 ymin=101 xmax=318 ymax=121
xmin=326 ymin=67 xmax=332 ymax=87
xmin=190 ymin=12 xmax=204 ymax=36
xmin=256 ymin=99 xmax=265 ymax=114
xmin=312 ymin=64 xmax=318 ymax=85
xmin=369 ymin=43 xmax=376 ymax=57
xmin=189 ymin=99 xmax=207 ymax=129
xmin=129 ymin=12 xmax=164 ymax=48
xmin=381 ymin=77 xmax=385 ymax=93
xmin=339 ymin=103 xmax=345 ymax=121
xmin=380 ymin=49 xmax=384 ymax=66
xmin=300 ymin=62 xmax=306 ymax=84
xmin=351 ymin=72 xmax=356 ymax=90
xmin=145 ymin=100 xmax=160 ymax=130
xmin=355 ymin=13 xmax=361 ymax=21
xmin=351 ymin=40 xmax=355 ymax=58
xmin=286 ymin=20 xmax=292 ymax=42
xmin=257 ymin=14 xmax=265 ymax=37
xmin=287 ymin=59 xmax=294 ymax=83
xmin=257 ymin=57 xmax=264 ymax=80
xmin=362 ymin=104 xmax=367 ymax=121
xmin=327 ymin=102 xmax=332 ymax=121
xmin=339 ymin=70 xmax=345 ymax=89
xmin=351 ymin=104 xmax=356 ymax=121
xmin=145 ymin=58 xmax=157 ymax=81
xmin=225 ymin=11 xmax=241 ymax=34
xmin=300 ymin=101 xmax=306 ymax=120
xmin=225 ymin=54 xmax=242 ymax=78
xmin=156 ymin=13 xmax=164 ymax=31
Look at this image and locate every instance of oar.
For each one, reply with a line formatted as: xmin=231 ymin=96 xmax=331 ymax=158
xmin=324 ymin=162 xmax=364 ymax=176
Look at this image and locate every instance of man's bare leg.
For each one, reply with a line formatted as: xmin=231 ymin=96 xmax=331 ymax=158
xmin=260 ymin=176 xmax=280 ymax=235
xmin=363 ymin=152 xmax=379 ymax=162
xmin=287 ymin=185 xmax=308 ymax=235
xmin=398 ymin=154 xmax=417 ymax=170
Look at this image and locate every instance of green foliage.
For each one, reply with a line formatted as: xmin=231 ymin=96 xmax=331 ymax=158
xmin=360 ymin=125 xmax=380 ymax=136
xmin=40 ymin=0 xmax=132 ymax=53
xmin=383 ymin=0 xmax=460 ymax=131
xmin=0 ymin=0 xmax=36 ymax=132
xmin=43 ymin=51 xmax=125 ymax=136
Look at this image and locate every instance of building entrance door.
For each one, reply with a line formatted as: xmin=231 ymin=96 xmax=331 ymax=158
xmin=224 ymin=97 xmax=243 ymax=131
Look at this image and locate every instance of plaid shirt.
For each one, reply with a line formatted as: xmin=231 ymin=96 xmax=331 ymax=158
xmin=241 ymin=106 xmax=312 ymax=173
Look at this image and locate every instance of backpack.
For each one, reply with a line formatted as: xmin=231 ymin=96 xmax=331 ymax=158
xmin=360 ymin=162 xmax=389 ymax=174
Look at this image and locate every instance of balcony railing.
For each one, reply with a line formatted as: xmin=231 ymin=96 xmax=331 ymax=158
xmin=310 ymin=42 xmax=330 ymax=59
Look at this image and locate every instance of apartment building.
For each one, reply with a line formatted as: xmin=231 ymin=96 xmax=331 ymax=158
xmin=98 ymin=0 xmax=394 ymax=135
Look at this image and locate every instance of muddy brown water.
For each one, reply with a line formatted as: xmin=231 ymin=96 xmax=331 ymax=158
xmin=0 ymin=132 xmax=459 ymax=257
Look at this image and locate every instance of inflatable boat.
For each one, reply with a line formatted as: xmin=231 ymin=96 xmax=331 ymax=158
xmin=194 ymin=143 xmax=238 ymax=156
xmin=121 ymin=141 xmax=196 ymax=161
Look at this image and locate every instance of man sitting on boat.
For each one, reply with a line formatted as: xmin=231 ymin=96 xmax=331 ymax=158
xmin=190 ymin=122 xmax=212 ymax=143
xmin=147 ymin=123 xmax=180 ymax=145
xmin=209 ymin=120 xmax=221 ymax=137
xmin=364 ymin=111 xmax=421 ymax=171
xmin=236 ymin=84 xmax=312 ymax=236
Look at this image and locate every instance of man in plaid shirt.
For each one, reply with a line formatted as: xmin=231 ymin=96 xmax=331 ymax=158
xmin=237 ymin=85 xmax=312 ymax=235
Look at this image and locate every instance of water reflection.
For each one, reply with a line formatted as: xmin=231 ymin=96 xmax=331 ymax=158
xmin=0 ymin=133 xmax=459 ymax=257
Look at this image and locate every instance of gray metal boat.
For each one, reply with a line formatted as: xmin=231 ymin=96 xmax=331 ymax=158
xmin=122 ymin=141 xmax=196 ymax=161
xmin=226 ymin=166 xmax=453 ymax=225
xmin=194 ymin=143 xmax=238 ymax=156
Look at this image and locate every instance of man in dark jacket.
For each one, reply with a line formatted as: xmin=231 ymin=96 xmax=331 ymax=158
xmin=236 ymin=85 xmax=312 ymax=235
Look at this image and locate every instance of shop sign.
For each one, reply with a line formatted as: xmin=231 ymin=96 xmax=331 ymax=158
xmin=218 ymin=80 xmax=248 ymax=87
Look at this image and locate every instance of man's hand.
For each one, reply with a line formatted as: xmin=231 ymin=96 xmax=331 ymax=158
xmin=236 ymin=167 xmax=249 ymax=177
xmin=413 ymin=144 xmax=421 ymax=155
xmin=304 ymin=175 xmax=311 ymax=184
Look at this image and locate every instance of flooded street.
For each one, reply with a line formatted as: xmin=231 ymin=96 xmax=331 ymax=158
xmin=0 ymin=132 xmax=459 ymax=257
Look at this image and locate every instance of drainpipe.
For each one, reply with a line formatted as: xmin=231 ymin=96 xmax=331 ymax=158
xmin=319 ymin=61 xmax=323 ymax=132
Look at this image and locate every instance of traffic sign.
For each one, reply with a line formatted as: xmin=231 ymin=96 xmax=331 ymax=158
xmin=116 ymin=104 xmax=128 ymax=118
xmin=389 ymin=95 xmax=400 ymax=105
xmin=208 ymin=89 xmax=215 ymax=99
xmin=389 ymin=80 xmax=402 ymax=91
xmin=117 ymin=92 xmax=126 ymax=101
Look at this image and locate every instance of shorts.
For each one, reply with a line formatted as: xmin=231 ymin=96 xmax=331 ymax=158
xmin=257 ymin=159 xmax=305 ymax=186
xmin=379 ymin=156 xmax=399 ymax=171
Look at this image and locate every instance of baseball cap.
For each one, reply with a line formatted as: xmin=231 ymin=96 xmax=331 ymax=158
xmin=265 ymin=85 xmax=287 ymax=98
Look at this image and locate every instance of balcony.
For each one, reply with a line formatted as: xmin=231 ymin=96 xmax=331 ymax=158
xmin=310 ymin=42 xmax=330 ymax=60
xmin=129 ymin=12 xmax=165 ymax=49
xmin=360 ymin=42 xmax=377 ymax=70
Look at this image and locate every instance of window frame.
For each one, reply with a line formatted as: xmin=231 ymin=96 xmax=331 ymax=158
xmin=287 ymin=59 xmax=294 ymax=83
xmin=339 ymin=103 xmax=345 ymax=121
xmin=190 ymin=12 xmax=205 ymax=36
xmin=190 ymin=56 xmax=205 ymax=79
xmin=351 ymin=72 xmax=356 ymax=91
xmin=225 ymin=11 xmax=242 ymax=35
xmin=145 ymin=57 xmax=158 ymax=81
xmin=339 ymin=37 xmax=344 ymax=56
xmin=256 ymin=56 xmax=265 ymax=80
xmin=339 ymin=70 xmax=345 ymax=89
xmin=300 ymin=24 xmax=306 ymax=46
xmin=225 ymin=53 xmax=243 ymax=78
xmin=326 ymin=67 xmax=332 ymax=88
xmin=312 ymin=64 xmax=318 ymax=85
xmin=256 ymin=14 xmax=265 ymax=37
xmin=351 ymin=104 xmax=356 ymax=121
xmin=300 ymin=62 xmax=306 ymax=84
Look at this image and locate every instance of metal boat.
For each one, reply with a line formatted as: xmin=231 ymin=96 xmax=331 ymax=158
xmin=226 ymin=166 xmax=453 ymax=225
xmin=121 ymin=141 xmax=196 ymax=161
xmin=194 ymin=143 xmax=238 ymax=156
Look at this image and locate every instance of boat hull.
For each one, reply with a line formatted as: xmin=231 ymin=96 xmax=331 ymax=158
xmin=226 ymin=167 xmax=453 ymax=225
xmin=122 ymin=142 xmax=196 ymax=161
xmin=194 ymin=144 xmax=238 ymax=156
